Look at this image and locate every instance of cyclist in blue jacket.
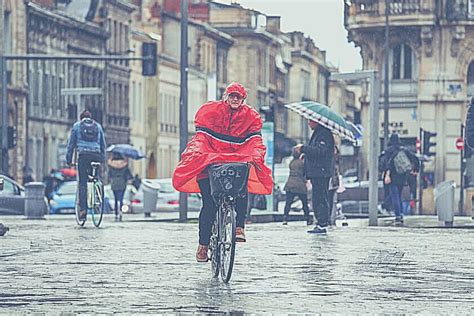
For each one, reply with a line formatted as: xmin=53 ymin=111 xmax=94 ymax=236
xmin=66 ymin=110 xmax=106 ymax=221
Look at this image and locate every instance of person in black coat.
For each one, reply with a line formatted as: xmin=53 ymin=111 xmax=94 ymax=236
xmin=295 ymin=120 xmax=335 ymax=234
xmin=465 ymin=98 xmax=474 ymax=148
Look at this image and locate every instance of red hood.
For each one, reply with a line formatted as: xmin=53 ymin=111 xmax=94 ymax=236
xmin=172 ymin=100 xmax=273 ymax=194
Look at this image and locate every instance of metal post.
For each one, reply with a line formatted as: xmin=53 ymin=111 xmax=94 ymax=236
xmin=369 ymin=71 xmax=380 ymax=226
xmin=418 ymin=128 xmax=424 ymax=215
xmin=460 ymin=124 xmax=465 ymax=215
xmin=383 ymin=0 xmax=390 ymax=149
xmin=0 ymin=0 xmax=8 ymax=175
xmin=1 ymin=57 xmax=7 ymax=175
xmin=178 ymin=0 xmax=189 ymax=223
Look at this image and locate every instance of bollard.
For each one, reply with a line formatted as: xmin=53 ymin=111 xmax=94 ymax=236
xmin=24 ymin=182 xmax=46 ymax=219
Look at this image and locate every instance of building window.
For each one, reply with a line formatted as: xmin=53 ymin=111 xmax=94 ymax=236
xmin=392 ymin=44 xmax=413 ymax=80
xmin=300 ymin=70 xmax=311 ymax=100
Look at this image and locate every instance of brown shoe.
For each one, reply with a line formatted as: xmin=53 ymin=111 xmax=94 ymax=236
xmin=236 ymin=227 xmax=246 ymax=242
xmin=196 ymin=244 xmax=209 ymax=262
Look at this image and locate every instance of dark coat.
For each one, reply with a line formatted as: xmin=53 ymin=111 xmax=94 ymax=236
xmin=379 ymin=136 xmax=420 ymax=186
xmin=284 ymin=158 xmax=307 ymax=194
xmin=108 ymin=159 xmax=132 ymax=191
xmin=301 ymin=125 xmax=335 ymax=178
xmin=466 ymin=102 xmax=474 ymax=148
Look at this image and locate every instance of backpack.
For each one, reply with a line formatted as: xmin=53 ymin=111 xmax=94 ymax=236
xmin=79 ymin=119 xmax=99 ymax=142
xmin=393 ymin=150 xmax=412 ymax=175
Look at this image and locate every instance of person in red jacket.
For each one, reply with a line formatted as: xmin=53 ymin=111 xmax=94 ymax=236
xmin=173 ymin=82 xmax=273 ymax=262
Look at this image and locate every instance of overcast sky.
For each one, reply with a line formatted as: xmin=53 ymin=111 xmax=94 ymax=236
xmin=216 ymin=0 xmax=362 ymax=72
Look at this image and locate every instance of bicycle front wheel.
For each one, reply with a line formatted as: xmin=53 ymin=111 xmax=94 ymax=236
xmin=220 ymin=203 xmax=236 ymax=283
xmin=91 ymin=181 xmax=104 ymax=227
xmin=209 ymin=219 xmax=220 ymax=278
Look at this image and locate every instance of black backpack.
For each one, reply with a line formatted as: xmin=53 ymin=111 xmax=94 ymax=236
xmin=79 ymin=119 xmax=99 ymax=141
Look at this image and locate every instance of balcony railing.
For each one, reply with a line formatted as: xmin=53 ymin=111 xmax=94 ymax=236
xmin=446 ymin=0 xmax=473 ymax=21
xmin=389 ymin=0 xmax=420 ymax=15
xmin=347 ymin=0 xmax=474 ymax=22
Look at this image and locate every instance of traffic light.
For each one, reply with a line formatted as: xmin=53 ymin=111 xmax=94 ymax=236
xmin=422 ymin=130 xmax=437 ymax=156
xmin=142 ymin=42 xmax=157 ymax=76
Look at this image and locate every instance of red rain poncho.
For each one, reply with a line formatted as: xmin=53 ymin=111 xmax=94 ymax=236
xmin=172 ymin=100 xmax=273 ymax=194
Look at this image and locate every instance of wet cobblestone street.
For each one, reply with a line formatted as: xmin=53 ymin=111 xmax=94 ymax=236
xmin=0 ymin=215 xmax=473 ymax=313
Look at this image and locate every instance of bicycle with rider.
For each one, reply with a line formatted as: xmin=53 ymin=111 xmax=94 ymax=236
xmin=172 ymin=82 xmax=273 ymax=262
xmin=66 ymin=110 xmax=107 ymax=222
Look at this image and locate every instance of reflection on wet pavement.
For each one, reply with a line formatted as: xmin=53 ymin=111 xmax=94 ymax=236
xmin=0 ymin=216 xmax=473 ymax=313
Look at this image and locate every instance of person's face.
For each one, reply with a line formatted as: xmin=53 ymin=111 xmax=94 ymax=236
xmin=308 ymin=120 xmax=318 ymax=130
xmin=226 ymin=93 xmax=244 ymax=109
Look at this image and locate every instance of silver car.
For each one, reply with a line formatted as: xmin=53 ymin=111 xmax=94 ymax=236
xmin=130 ymin=178 xmax=202 ymax=213
xmin=0 ymin=174 xmax=48 ymax=215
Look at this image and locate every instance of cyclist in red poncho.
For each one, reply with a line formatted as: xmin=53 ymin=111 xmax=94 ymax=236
xmin=172 ymin=82 xmax=273 ymax=262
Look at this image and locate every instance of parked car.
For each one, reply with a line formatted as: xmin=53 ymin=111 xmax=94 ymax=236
xmin=130 ymin=178 xmax=202 ymax=213
xmin=0 ymin=174 xmax=48 ymax=215
xmin=104 ymin=184 xmax=136 ymax=214
xmin=49 ymin=181 xmax=112 ymax=214
xmin=337 ymin=180 xmax=385 ymax=217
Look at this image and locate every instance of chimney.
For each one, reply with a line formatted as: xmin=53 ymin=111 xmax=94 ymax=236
xmin=266 ymin=16 xmax=281 ymax=33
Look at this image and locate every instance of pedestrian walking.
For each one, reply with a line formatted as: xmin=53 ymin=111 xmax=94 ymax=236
xmin=22 ymin=165 xmax=34 ymax=185
xmin=108 ymin=153 xmax=133 ymax=221
xmin=378 ymin=148 xmax=393 ymax=215
xmin=465 ymin=97 xmax=474 ymax=148
xmin=132 ymin=174 xmax=142 ymax=190
xmin=328 ymin=146 xmax=341 ymax=225
xmin=379 ymin=133 xmax=419 ymax=224
xmin=295 ymin=119 xmax=335 ymax=234
xmin=282 ymin=147 xmax=312 ymax=225
xmin=402 ymin=173 xmax=417 ymax=215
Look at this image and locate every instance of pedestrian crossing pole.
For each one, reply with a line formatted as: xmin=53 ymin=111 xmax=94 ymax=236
xmin=0 ymin=0 xmax=8 ymax=175
xmin=178 ymin=0 xmax=189 ymax=223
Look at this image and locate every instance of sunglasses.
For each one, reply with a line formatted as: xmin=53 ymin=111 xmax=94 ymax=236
xmin=228 ymin=93 xmax=243 ymax=100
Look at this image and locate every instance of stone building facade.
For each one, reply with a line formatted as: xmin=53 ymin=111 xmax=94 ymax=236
xmin=345 ymin=0 xmax=474 ymax=189
xmin=26 ymin=1 xmax=107 ymax=180
xmin=2 ymin=0 xmax=28 ymax=181
xmin=287 ymin=31 xmax=330 ymax=144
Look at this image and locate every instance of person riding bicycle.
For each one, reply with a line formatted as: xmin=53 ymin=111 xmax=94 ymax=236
xmin=66 ymin=110 xmax=107 ymax=222
xmin=172 ymin=82 xmax=273 ymax=262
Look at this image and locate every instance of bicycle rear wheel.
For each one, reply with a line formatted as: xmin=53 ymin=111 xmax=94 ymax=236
xmin=209 ymin=219 xmax=220 ymax=278
xmin=91 ymin=181 xmax=104 ymax=227
xmin=75 ymin=185 xmax=86 ymax=227
xmin=220 ymin=203 xmax=236 ymax=283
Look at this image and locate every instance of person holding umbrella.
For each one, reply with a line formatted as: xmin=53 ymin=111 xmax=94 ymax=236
xmin=285 ymin=101 xmax=355 ymax=234
xmin=294 ymin=120 xmax=335 ymax=234
xmin=108 ymin=152 xmax=133 ymax=221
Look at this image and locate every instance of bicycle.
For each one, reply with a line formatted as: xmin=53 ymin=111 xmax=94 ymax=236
xmin=75 ymin=162 xmax=105 ymax=227
xmin=208 ymin=162 xmax=250 ymax=283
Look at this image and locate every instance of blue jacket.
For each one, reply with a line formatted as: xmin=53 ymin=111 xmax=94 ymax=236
xmin=66 ymin=118 xmax=106 ymax=164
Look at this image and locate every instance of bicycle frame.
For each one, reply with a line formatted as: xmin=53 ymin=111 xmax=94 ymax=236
xmin=208 ymin=162 xmax=250 ymax=283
